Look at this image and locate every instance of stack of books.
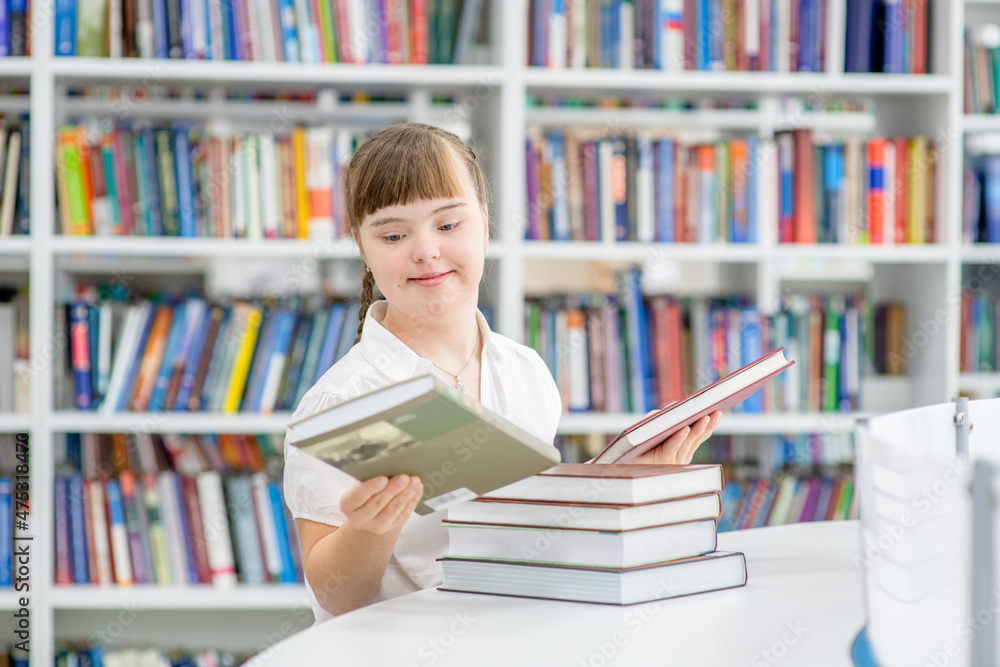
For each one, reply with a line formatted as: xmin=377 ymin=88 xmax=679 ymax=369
xmin=439 ymin=463 xmax=748 ymax=606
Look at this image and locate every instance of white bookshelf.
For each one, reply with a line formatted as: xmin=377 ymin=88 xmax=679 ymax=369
xmin=1 ymin=0 xmax=994 ymax=662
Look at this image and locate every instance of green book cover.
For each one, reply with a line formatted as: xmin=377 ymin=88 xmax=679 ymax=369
xmin=154 ymin=129 xmax=180 ymax=236
xmin=317 ymin=0 xmax=336 ymax=63
xmin=288 ymin=373 xmax=560 ymax=515
xmin=823 ymin=297 xmax=842 ymax=413
xmin=715 ymin=141 xmax=728 ymax=243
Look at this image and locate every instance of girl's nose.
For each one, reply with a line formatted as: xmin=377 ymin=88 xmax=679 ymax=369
xmin=410 ymin=229 xmax=441 ymax=262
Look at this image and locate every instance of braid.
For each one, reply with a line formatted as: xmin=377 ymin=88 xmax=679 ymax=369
xmin=354 ymin=269 xmax=377 ymax=345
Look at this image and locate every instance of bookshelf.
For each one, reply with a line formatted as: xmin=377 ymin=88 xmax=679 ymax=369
xmin=0 ymin=0 xmax=991 ymax=663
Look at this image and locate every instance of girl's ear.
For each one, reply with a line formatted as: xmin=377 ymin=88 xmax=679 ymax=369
xmin=352 ymin=229 xmax=368 ymax=266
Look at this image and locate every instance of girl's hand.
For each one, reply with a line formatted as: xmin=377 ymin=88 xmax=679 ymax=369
xmin=628 ymin=411 xmax=723 ymax=466
xmin=340 ymin=474 xmax=424 ymax=535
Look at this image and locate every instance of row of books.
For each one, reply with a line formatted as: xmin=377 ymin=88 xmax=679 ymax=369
xmin=56 ymin=646 xmax=243 ymax=667
xmin=0 ymin=290 xmax=29 ymax=414
xmin=54 ymin=431 xmax=302 ymax=586
xmin=961 ymin=288 xmax=1000 ymax=373
xmin=525 ymin=129 xmax=760 ymax=243
xmin=441 ymin=463 xmax=748 ymax=606
xmin=528 ymin=0 xmax=826 ymax=72
xmin=718 ymin=472 xmax=857 ymax=531
xmin=0 ymin=116 xmax=30 ymax=237
xmin=524 ymin=127 xmax=939 ymax=245
xmin=964 ymin=25 xmax=1000 ymax=115
xmin=525 ymin=274 xmax=893 ymax=416
xmin=55 ymin=123 xmax=358 ymax=239
xmin=775 ymin=129 xmax=937 ymax=245
xmin=58 ymin=293 xmax=360 ymax=413
xmin=0 ymin=1 xmax=26 ymax=58
xmin=845 ymin=0 xmax=930 ymax=74
xmin=56 ymin=0 xmax=488 ymax=64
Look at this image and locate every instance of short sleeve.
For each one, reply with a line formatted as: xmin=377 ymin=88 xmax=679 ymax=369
xmin=282 ymin=391 xmax=358 ymax=527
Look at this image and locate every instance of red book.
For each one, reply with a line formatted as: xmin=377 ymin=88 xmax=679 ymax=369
xmin=867 ymin=138 xmax=886 ymax=243
xmin=912 ymin=0 xmax=927 ymax=74
xmin=651 ymin=296 xmax=671 ymax=412
xmin=665 ymin=299 xmax=685 ymax=404
xmin=334 ymin=0 xmax=352 ymax=63
xmin=410 ymin=0 xmax=428 ymax=64
xmin=824 ymin=478 xmax=843 ymax=521
xmin=792 ymin=129 xmax=816 ymax=243
xmin=180 ymin=476 xmax=212 ymax=584
xmin=592 ymin=348 xmax=794 ymax=464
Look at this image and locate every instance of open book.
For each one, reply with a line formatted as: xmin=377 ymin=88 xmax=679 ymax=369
xmin=593 ymin=347 xmax=794 ymax=464
xmin=285 ymin=373 xmax=561 ymax=515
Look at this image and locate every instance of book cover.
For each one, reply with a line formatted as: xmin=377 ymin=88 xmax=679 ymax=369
xmin=287 ymin=373 xmax=561 ymax=515
xmin=593 ymin=347 xmax=794 ymax=463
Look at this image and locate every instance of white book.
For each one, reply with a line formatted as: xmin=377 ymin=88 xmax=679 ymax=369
xmin=619 ymin=0 xmax=633 ymax=69
xmin=108 ymin=0 xmax=122 ymax=56
xmin=445 ymin=518 xmax=718 ymax=568
xmin=453 ymin=0 xmax=484 ymax=65
xmin=571 ymin=0 xmax=587 ymax=68
xmin=441 ymin=551 xmax=747 ymax=605
xmin=567 ymin=307 xmax=589 ymax=411
xmin=0 ymin=130 xmax=12 ymax=236
xmin=156 ymin=472 xmax=189 ymax=585
xmin=664 ymin=0 xmax=684 ymax=72
xmin=196 ymin=470 xmax=237 ymax=587
xmin=547 ymin=1 xmax=567 ymax=68
xmin=95 ymin=302 xmax=112 ymax=400
xmin=100 ymin=303 xmax=143 ymax=415
xmin=258 ymin=131 xmax=280 ymax=239
xmin=245 ymin=135 xmax=263 ymax=241
xmin=190 ymin=0 xmax=206 ymax=58
xmin=251 ymin=473 xmax=283 ymax=581
xmin=745 ymin=0 xmax=760 ymax=63
xmin=776 ymin=0 xmax=791 ymax=73
xmin=549 ymin=136 xmax=570 ymax=240
xmin=256 ymin=0 xmax=277 ymax=61
xmin=136 ymin=0 xmax=154 ymax=58
xmin=636 ymin=132 xmax=654 ymax=242
xmin=348 ymin=0 xmax=369 ymax=63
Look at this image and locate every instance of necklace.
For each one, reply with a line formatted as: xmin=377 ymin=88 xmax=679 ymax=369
xmin=429 ymin=331 xmax=479 ymax=394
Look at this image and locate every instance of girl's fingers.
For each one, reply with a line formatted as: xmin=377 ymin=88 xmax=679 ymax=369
xmin=340 ymin=476 xmax=389 ymax=514
xmin=352 ymin=475 xmax=413 ymax=525
xmin=384 ymin=479 xmax=424 ymax=527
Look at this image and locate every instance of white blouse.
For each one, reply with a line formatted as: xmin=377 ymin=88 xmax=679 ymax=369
xmin=283 ymin=300 xmax=562 ymax=624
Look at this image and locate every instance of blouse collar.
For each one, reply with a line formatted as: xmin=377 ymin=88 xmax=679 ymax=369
xmin=357 ymin=300 xmax=493 ymax=383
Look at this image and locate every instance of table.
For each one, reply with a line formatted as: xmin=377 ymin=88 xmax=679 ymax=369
xmin=249 ymin=521 xmax=865 ymax=667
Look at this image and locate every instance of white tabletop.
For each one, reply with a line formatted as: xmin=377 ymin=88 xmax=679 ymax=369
xmin=249 ymin=521 xmax=865 ymax=667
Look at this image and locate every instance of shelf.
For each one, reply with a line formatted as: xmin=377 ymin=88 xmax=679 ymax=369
xmin=521 ymin=242 xmax=763 ymax=263
xmin=771 ymin=244 xmax=950 ymax=263
xmin=961 ymin=245 xmax=1000 ymax=263
xmin=50 ymin=584 xmax=308 ymax=610
xmin=0 ymin=59 xmax=34 ymax=80
xmin=524 ymin=70 xmax=954 ymax=98
xmin=0 ymin=415 xmax=30 ymax=432
xmin=0 ymin=237 xmax=30 ymax=267
xmin=963 ymin=114 xmax=1000 ymax=133
xmin=50 ymin=236 xmax=362 ymax=259
xmin=958 ymin=373 xmax=1000 ymax=396
xmin=526 ymin=107 xmax=764 ymax=130
xmin=61 ymin=97 xmax=416 ymax=125
xmin=48 ymin=411 xmax=293 ymax=434
xmin=0 ymin=591 xmax=23 ymax=610
xmin=558 ymin=412 xmax=862 ymax=435
xmin=51 ymin=59 xmax=507 ymax=93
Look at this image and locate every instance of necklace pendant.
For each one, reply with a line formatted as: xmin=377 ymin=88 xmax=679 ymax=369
xmin=456 ymin=377 xmax=465 ymax=393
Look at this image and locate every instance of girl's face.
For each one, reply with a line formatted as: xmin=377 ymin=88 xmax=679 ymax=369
xmin=355 ymin=170 xmax=488 ymax=321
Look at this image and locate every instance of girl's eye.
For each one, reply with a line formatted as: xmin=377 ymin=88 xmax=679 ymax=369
xmin=383 ymin=234 xmax=403 ymax=243
xmin=439 ymin=221 xmax=461 ymax=231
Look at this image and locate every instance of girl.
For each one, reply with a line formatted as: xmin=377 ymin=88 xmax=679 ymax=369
xmin=283 ymin=122 xmax=721 ymax=623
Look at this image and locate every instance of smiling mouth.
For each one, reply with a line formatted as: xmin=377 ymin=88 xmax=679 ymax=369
xmin=411 ymin=271 xmax=452 ymax=281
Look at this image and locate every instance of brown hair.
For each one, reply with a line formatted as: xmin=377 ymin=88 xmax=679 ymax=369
xmin=346 ymin=122 xmax=489 ymax=344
